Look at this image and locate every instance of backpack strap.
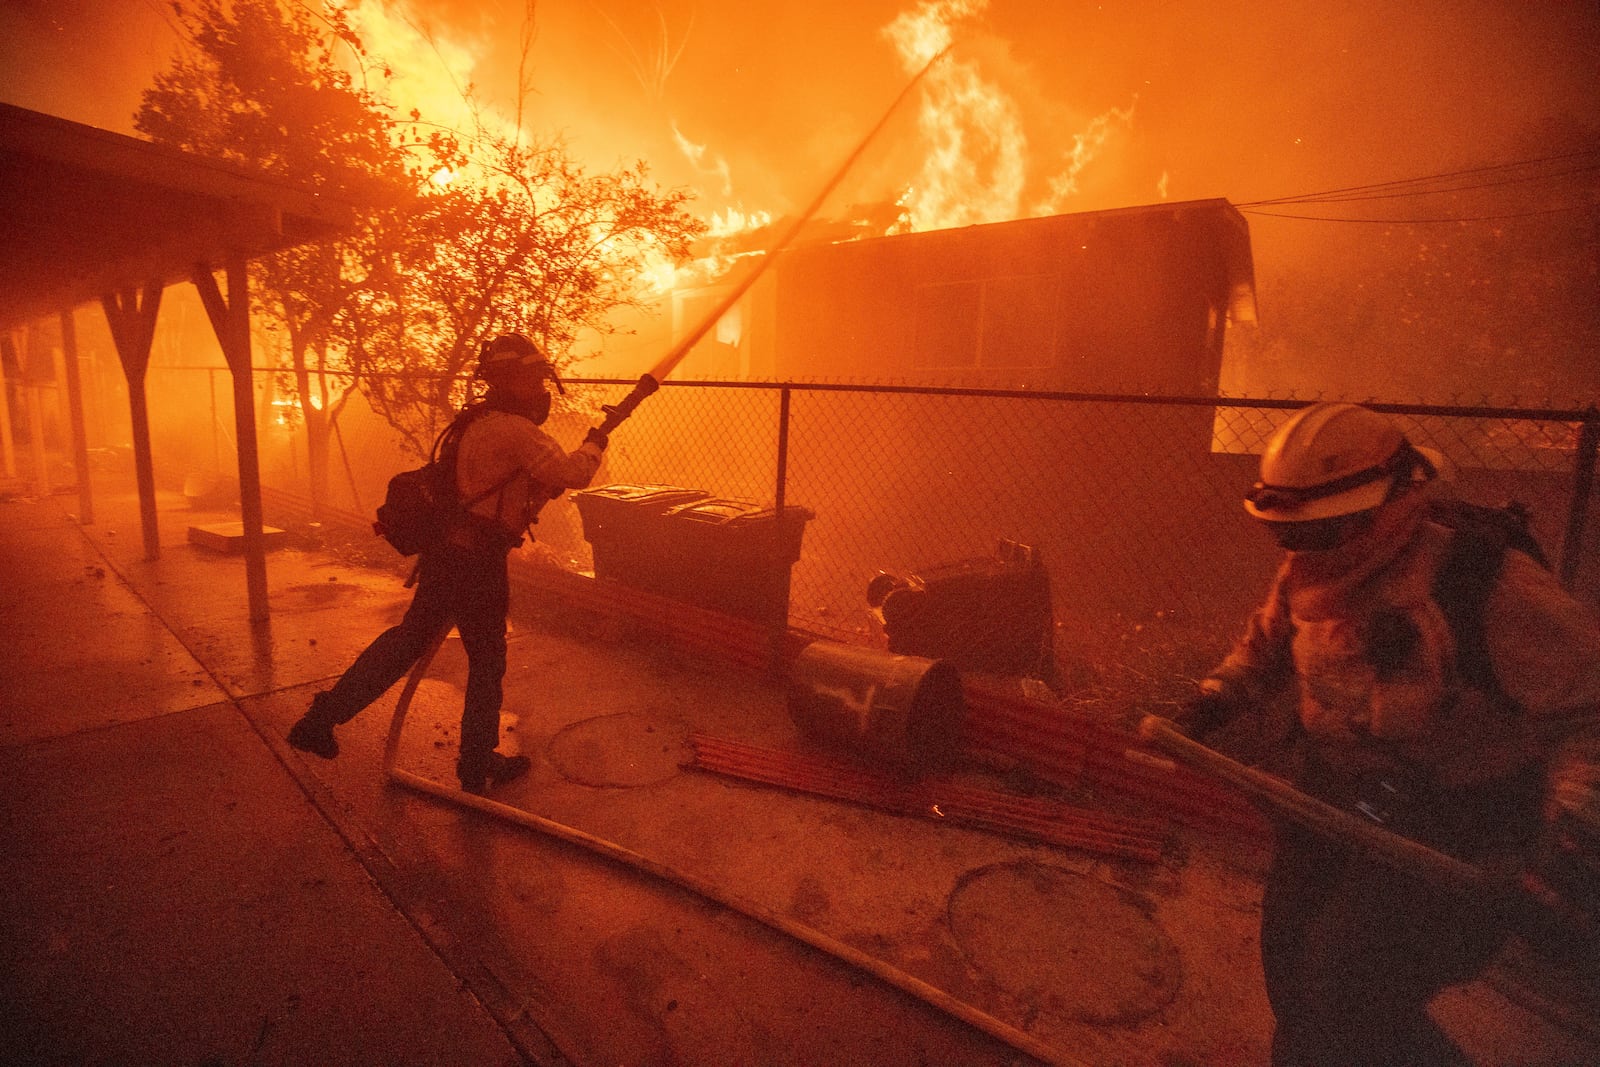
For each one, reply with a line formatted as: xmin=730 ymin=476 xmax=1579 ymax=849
xmin=1431 ymin=508 xmax=1512 ymax=703
xmin=442 ymin=404 xmax=531 ymax=541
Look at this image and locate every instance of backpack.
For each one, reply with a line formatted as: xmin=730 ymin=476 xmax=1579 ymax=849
xmin=373 ymin=406 xmax=515 ymax=557
xmin=1429 ymin=498 xmax=1551 ymax=700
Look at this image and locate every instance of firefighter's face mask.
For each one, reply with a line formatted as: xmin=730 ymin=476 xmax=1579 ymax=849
xmin=518 ymin=387 xmax=552 ymax=426
xmin=486 ymin=365 xmax=555 ymax=424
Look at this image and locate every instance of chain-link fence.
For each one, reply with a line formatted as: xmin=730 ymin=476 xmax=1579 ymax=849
xmin=132 ymin=365 xmax=1599 ymax=712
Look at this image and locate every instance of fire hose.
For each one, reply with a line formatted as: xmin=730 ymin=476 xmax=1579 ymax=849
xmin=381 ymin=45 xmax=1093 ymax=1067
xmin=1137 ymin=716 xmax=1488 ymax=887
xmin=1137 ymin=715 xmax=1592 ymax=951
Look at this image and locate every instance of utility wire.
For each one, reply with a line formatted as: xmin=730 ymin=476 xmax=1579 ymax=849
xmin=1239 ymin=203 xmax=1594 ymax=224
xmin=1258 ymin=164 xmax=1599 ymax=207
xmin=1237 ymin=149 xmax=1600 ymax=207
xmin=1234 ymin=150 xmax=1599 ymax=223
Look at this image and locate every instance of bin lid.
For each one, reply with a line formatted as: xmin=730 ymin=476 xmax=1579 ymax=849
xmin=571 ymin=483 xmax=710 ymax=513
xmin=666 ymin=498 xmax=814 ymax=526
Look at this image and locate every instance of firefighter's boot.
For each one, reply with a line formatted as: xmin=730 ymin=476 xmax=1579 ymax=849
xmin=287 ymin=694 xmax=340 ymax=759
xmin=458 ymin=750 xmax=531 ymax=795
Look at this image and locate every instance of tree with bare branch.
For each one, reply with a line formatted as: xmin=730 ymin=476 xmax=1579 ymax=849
xmin=346 ymin=127 xmax=705 ymax=458
xmin=136 ymin=0 xmax=426 ymax=519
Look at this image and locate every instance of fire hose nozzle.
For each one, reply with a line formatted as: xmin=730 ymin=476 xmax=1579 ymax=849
xmin=594 ymin=374 xmax=661 ymax=436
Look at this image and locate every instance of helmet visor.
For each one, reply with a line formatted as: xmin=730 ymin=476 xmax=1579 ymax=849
xmin=1244 ymin=460 xmax=1393 ymax=516
xmin=480 ymin=352 xmax=566 ymax=394
xmin=523 ymin=359 xmax=566 ymax=394
xmin=1244 ymin=440 xmax=1432 ymax=521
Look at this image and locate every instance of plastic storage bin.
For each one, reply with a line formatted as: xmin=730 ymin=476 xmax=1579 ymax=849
xmin=571 ymin=483 xmax=711 ymax=581
xmin=573 ymin=485 xmax=813 ymax=625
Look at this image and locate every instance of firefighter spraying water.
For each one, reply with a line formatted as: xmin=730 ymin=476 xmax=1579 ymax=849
xmin=290 ymin=43 xmax=957 ymax=793
xmin=282 ymin=38 xmax=1101 ymax=1067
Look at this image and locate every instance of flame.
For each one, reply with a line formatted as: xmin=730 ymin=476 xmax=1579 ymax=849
xmin=1034 ymin=100 xmax=1137 ymax=214
xmin=330 ymin=0 xmax=1143 ymax=313
xmin=671 ymin=120 xmax=733 ymax=197
xmin=883 ymin=0 xmax=1027 ymax=232
xmin=635 ymin=257 xmax=680 ymax=299
xmin=882 ymin=0 xmax=986 ymax=67
xmin=706 ymin=207 xmax=773 ymax=238
xmin=880 ymin=0 xmax=1138 ymax=233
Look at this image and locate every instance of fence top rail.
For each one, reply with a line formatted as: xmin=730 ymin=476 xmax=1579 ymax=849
xmin=572 ymin=380 xmax=1600 ymax=423
xmin=147 ymin=362 xmax=1598 ymax=423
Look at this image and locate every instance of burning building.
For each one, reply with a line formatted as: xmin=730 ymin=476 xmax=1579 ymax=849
xmin=670 ymin=197 xmax=1256 ymax=394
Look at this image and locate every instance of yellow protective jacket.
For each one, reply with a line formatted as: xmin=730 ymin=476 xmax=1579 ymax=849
xmin=453 ymin=410 xmax=603 ymax=542
xmin=1207 ymin=490 xmax=1600 ymax=787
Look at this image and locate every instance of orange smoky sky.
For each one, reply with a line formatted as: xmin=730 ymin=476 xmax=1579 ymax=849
xmin=2 ymin=0 xmax=1596 ymax=261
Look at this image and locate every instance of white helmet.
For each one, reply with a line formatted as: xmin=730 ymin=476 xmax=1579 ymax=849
xmin=1245 ymin=402 xmax=1436 ymax=522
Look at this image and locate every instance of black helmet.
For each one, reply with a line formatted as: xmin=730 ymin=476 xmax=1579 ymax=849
xmin=476 ymin=332 xmax=565 ymax=393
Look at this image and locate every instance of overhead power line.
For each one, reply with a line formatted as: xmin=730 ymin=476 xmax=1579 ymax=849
xmin=1239 ymin=203 xmax=1594 ymax=224
xmin=1233 ymin=149 xmax=1600 ymax=224
xmin=1237 ymin=150 xmax=1600 ymax=207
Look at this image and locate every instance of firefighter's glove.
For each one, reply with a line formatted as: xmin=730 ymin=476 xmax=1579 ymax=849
xmin=1173 ymin=689 xmax=1232 ymax=742
xmin=583 ymin=427 xmax=609 ymax=452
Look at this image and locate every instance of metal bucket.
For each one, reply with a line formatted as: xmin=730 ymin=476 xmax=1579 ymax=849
xmin=786 ymin=640 xmax=964 ymax=773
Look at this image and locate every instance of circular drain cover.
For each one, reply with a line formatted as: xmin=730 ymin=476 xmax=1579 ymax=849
xmin=546 ymin=711 xmax=689 ymax=787
xmin=948 ymin=861 xmax=1180 ymax=1025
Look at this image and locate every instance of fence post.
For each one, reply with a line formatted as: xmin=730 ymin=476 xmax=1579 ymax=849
xmin=1559 ymin=408 xmax=1598 ymax=589
xmin=772 ymin=385 xmax=793 ymax=672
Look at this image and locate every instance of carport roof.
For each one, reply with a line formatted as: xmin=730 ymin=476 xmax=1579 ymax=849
xmin=0 ymin=101 xmax=360 ymax=331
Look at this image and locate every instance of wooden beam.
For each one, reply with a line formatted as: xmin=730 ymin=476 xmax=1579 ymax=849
xmin=0 ymin=332 xmax=17 ymax=479
xmin=192 ymin=258 xmax=269 ymax=623
xmin=100 ymin=283 xmax=163 ymax=561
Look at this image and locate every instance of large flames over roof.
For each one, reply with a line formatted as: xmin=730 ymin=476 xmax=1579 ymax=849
xmin=343 ymin=0 xmax=1145 ymax=256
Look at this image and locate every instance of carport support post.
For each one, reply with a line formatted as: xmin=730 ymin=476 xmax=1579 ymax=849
xmin=193 ymin=258 xmax=269 ymax=623
xmin=57 ymin=308 xmax=93 ymax=525
xmin=0 ymin=332 xmax=16 ymax=478
xmin=100 ymin=283 xmax=163 ymax=562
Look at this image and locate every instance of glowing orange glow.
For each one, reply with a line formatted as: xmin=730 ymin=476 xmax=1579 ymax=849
xmin=344 ymin=0 xmax=518 ymax=176
xmin=882 ymin=0 xmax=983 ymax=67
xmin=879 ymin=0 xmax=1139 ymax=234
xmin=337 ymin=0 xmax=1148 ymax=325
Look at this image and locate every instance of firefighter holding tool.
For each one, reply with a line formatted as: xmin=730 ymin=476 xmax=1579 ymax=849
xmin=289 ymin=333 xmax=605 ymax=795
xmin=1162 ymin=402 xmax=1600 ymax=1066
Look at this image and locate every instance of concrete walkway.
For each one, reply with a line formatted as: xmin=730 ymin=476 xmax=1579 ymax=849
xmin=2 ymin=479 xmax=1595 ymax=1067
xmin=0 ymin=492 xmax=522 ymax=1066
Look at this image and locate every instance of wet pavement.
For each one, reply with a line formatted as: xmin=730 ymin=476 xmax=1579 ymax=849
xmin=2 ymin=477 xmax=1597 ymax=1066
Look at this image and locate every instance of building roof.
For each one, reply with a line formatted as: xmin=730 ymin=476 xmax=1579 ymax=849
xmin=0 ymin=102 xmax=359 ymax=331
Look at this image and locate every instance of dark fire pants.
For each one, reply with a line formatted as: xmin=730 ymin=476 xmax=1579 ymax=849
xmin=1261 ymin=744 xmax=1542 ymax=1067
xmin=312 ymin=540 xmax=511 ymax=764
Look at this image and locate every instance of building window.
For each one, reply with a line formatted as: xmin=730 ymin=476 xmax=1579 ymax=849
xmin=979 ymin=273 xmax=1056 ymax=370
xmin=912 ymin=280 xmax=981 ymax=369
